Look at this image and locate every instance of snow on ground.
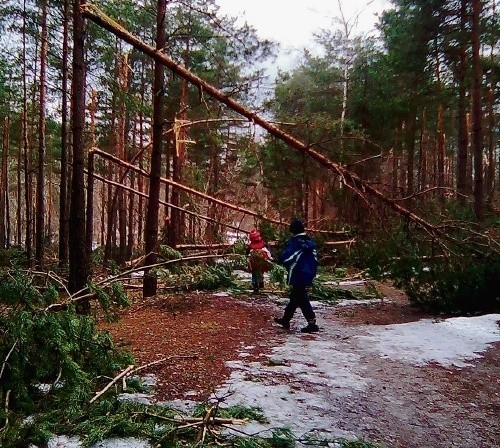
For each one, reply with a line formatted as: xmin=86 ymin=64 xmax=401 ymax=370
xmin=358 ymin=314 xmax=500 ymax=368
xmin=197 ymin=308 xmax=500 ymax=442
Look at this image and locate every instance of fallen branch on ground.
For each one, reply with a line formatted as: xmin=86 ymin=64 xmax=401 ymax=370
xmin=90 ymin=365 xmax=134 ymax=404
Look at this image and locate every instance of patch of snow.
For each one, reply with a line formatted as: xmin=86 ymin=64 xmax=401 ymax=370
xmin=357 ymin=314 xmax=500 ymax=367
xmin=213 ymin=292 xmax=230 ymax=297
xmin=193 ymin=312 xmax=500 ymax=442
xmin=46 ymin=435 xmax=152 ymax=448
xmin=47 ymin=436 xmax=82 ymax=447
xmin=118 ymin=393 xmax=154 ymax=405
xmin=324 ymin=280 xmax=366 ymax=287
xmin=91 ymin=438 xmax=151 ymax=448
xmin=140 ymin=374 xmax=157 ymax=387
xmin=209 ymin=325 xmax=367 ymax=440
xmin=233 ymin=269 xmax=251 ymax=280
xmin=336 ymin=299 xmax=383 ymax=307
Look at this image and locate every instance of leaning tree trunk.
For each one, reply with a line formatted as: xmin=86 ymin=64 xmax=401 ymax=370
xmin=143 ymin=0 xmax=167 ymax=297
xmin=82 ymin=4 xmax=464 ymax=242
xmin=69 ymin=0 xmax=90 ymax=308
xmin=471 ymin=0 xmax=484 ymax=221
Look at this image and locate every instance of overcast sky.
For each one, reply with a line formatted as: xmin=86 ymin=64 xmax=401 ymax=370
xmin=215 ymin=0 xmax=392 ymax=82
xmin=216 ymin=0 xmax=392 ymax=71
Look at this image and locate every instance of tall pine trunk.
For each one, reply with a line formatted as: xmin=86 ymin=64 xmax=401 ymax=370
xmin=35 ymin=0 xmax=48 ymax=265
xmin=456 ymin=0 xmax=469 ymax=201
xmin=0 ymin=117 xmax=9 ymax=248
xmin=471 ymin=0 xmax=484 ymax=220
xmin=143 ymin=0 xmax=167 ymax=297
xmin=59 ymin=0 xmax=70 ymax=265
xmin=170 ymin=77 xmax=189 ymax=247
xmin=69 ymin=0 xmax=90 ymax=306
xmin=22 ymin=0 xmax=33 ymax=264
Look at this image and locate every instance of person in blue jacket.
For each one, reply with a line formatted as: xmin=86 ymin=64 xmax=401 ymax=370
xmin=274 ymin=218 xmax=319 ymax=333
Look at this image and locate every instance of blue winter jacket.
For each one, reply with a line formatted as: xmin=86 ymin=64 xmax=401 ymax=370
xmin=280 ymin=233 xmax=318 ymax=286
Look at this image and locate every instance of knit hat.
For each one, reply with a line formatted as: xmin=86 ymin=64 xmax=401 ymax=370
xmin=249 ymin=229 xmax=262 ymax=242
xmin=289 ymin=219 xmax=305 ymax=235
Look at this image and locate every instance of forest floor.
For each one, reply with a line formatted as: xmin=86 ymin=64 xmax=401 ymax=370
xmin=102 ymin=279 xmax=500 ymax=448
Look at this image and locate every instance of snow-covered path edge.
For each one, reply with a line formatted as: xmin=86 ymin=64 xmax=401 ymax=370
xmin=196 ymin=306 xmax=500 ymax=446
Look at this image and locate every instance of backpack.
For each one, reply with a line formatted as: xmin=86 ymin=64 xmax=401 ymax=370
xmin=248 ymin=248 xmax=272 ymax=272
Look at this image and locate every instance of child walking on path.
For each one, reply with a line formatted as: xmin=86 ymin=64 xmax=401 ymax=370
xmin=274 ymin=219 xmax=319 ymax=333
xmin=246 ymin=230 xmax=272 ymax=294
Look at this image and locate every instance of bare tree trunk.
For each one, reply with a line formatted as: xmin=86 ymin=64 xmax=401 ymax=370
xmin=0 ymin=117 xmax=9 ymax=248
xmin=204 ymin=135 xmax=220 ymax=241
xmin=419 ymin=108 xmax=428 ymax=191
xmin=456 ymin=0 xmax=469 ymax=201
xmin=485 ymin=3 xmax=496 ymax=205
xmin=392 ymin=150 xmax=398 ymax=197
xmin=437 ymin=103 xmax=445 ymax=202
xmin=117 ymin=52 xmax=130 ymax=265
xmin=405 ymin=117 xmax=415 ymax=196
xmin=69 ymin=0 xmax=90 ymax=306
xmin=485 ymin=88 xmax=495 ymax=202
xmin=16 ymin=112 xmax=22 ymax=247
xmin=35 ymin=0 xmax=48 ymax=266
xmin=22 ymin=0 xmax=33 ymax=264
xmin=137 ymin=111 xmax=144 ymax=245
xmin=143 ymin=0 xmax=167 ymax=297
xmin=86 ymin=90 xmax=97 ymax=254
xmin=59 ymin=0 xmax=70 ymax=265
xmin=471 ymin=0 xmax=484 ymax=220
xmin=104 ymin=88 xmax=117 ymax=262
xmin=170 ymin=77 xmax=189 ymax=247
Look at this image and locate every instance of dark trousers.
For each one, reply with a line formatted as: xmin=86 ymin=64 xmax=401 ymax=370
xmin=251 ymin=270 xmax=264 ymax=289
xmin=283 ymin=285 xmax=316 ymax=322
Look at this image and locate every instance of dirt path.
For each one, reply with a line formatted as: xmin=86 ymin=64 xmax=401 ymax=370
xmin=104 ymin=286 xmax=500 ymax=448
xmin=199 ymin=300 xmax=500 ymax=448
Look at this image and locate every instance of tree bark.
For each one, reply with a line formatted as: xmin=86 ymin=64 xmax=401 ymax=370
xmin=143 ymin=0 xmax=167 ymax=297
xmin=16 ymin=112 xmax=22 ymax=247
xmin=456 ymin=0 xmax=469 ymax=201
xmin=35 ymin=0 xmax=48 ymax=265
xmin=117 ymin=52 xmax=130 ymax=265
xmin=0 ymin=117 xmax=9 ymax=248
xmin=59 ymin=0 xmax=70 ymax=265
xmin=418 ymin=108 xmax=428 ymax=191
xmin=170 ymin=77 xmax=189 ymax=248
xmin=405 ymin=116 xmax=416 ymax=197
xmin=69 ymin=0 xmax=90 ymax=307
xmin=22 ymin=0 xmax=33 ymax=264
xmin=471 ymin=0 xmax=484 ymax=220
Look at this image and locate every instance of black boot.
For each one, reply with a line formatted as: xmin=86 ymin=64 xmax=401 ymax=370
xmin=274 ymin=317 xmax=290 ymax=329
xmin=301 ymin=320 xmax=319 ymax=333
